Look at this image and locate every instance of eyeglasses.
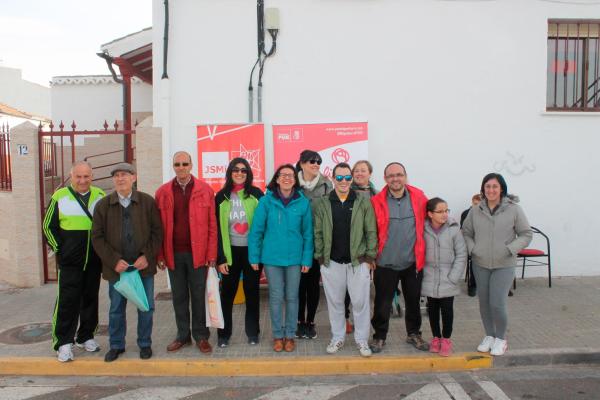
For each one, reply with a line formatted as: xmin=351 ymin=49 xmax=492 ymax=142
xmin=307 ymin=159 xmax=322 ymax=165
xmin=432 ymin=209 xmax=450 ymax=214
xmin=385 ymin=173 xmax=405 ymax=179
xmin=173 ymin=162 xmax=190 ymax=167
xmin=278 ymin=173 xmax=295 ymax=179
xmin=232 ymin=168 xmax=248 ymax=174
xmin=334 ymin=175 xmax=352 ymax=182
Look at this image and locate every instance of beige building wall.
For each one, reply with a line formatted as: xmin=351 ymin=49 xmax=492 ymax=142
xmin=0 ymin=121 xmax=44 ymax=287
xmin=135 ymin=116 xmax=163 ymax=196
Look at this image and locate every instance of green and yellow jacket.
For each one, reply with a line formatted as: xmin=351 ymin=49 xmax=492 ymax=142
xmin=215 ymin=186 xmax=263 ymax=265
xmin=42 ymin=185 xmax=105 ymax=268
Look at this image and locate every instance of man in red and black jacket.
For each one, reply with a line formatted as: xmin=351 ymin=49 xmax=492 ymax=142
xmin=370 ymin=162 xmax=429 ymax=353
xmin=155 ymin=151 xmax=218 ymax=354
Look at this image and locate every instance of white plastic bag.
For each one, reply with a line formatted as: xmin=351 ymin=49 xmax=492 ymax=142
xmin=205 ymin=267 xmax=224 ymax=328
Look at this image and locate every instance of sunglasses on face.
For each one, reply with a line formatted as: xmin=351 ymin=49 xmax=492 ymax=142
xmin=231 ymin=168 xmax=248 ymax=174
xmin=173 ymin=162 xmax=190 ymax=167
xmin=335 ymin=175 xmax=353 ymax=182
xmin=307 ymin=159 xmax=322 ymax=165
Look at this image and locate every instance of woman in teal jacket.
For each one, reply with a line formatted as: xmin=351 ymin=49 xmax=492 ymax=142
xmin=249 ymin=164 xmax=313 ymax=353
xmin=215 ymin=158 xmax=263 ymax=348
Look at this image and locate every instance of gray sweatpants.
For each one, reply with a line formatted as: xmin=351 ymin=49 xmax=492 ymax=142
xmin=472 ymin=264 xmax=515 ymax=339
xmin=321 ymin=261 xmax=371 ymax=344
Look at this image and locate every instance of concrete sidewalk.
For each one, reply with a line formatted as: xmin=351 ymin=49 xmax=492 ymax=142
xmin=0 ymin=274 xmax=598 ymax=376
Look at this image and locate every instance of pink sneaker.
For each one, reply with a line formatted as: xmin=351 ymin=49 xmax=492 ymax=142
xmin=429 ymin=337 xmax=441 ymax=353
xmin=439 ymin=338 xmax=453 ymax=357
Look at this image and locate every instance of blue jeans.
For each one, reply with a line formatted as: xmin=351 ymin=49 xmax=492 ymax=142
xmin=108 ymin=274 xmax=155 ymax=349
xmin=264 ymin=265 xmax=301 ymax=339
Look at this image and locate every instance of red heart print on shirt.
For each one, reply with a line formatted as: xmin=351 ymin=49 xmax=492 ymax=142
xmin=233 ymin=222 xmax=249 ymax=234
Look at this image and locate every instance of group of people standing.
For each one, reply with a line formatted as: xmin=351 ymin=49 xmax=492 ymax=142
xmin=43 ymin=148 xmax=532 ymax=363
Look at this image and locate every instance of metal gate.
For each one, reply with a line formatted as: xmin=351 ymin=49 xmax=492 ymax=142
xmin=38 ymin=121 xmax=135 ymax=282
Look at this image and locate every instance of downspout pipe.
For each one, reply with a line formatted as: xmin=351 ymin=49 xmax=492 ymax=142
xmin=162 ymin=0 xmax=169 ymax=79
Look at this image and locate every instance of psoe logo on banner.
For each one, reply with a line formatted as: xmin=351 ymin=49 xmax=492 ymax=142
xmin=331 ymin=147 xmax=350 ymax=164
xmin=202 ymin=151 xmax=229 ymax=178
xmin=277 ymin=128 xmax=303 ymax=143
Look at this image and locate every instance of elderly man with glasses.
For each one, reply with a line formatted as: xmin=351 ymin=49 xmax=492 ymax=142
xmin=92 ymin=163 xmax=163 ymax=362
xmin=155 ymin=151 xmax=218 ymax=354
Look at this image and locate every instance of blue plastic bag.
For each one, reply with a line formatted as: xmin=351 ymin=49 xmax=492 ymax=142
xmin=114 ymin=268 xmax=150 ymax=312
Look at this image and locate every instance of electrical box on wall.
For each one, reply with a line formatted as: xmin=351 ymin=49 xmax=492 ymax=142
xmin=265 ymin=8 xmax=280 ymax=30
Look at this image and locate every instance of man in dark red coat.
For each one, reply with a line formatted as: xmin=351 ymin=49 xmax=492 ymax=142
xmin=370 ymin=162 xmax=429 ymax=353
xmin=155 ymin=151 xmax=217 ymax=354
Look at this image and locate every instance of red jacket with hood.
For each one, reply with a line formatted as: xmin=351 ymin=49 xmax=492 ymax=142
xmin=371 ymin=184 xmax=428 ymax=271
xmin=155 ymin=176 xmax=217 ymax=269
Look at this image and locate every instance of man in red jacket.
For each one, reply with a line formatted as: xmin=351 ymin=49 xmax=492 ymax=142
xmin=155 ymin=151 xmax=217 ymax=354
xmin=370 ymin=162 xmax=429 ymax=353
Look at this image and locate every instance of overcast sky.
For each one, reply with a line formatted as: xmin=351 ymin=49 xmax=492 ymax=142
xmin=1 ymin=0 xmax=152 ymax=87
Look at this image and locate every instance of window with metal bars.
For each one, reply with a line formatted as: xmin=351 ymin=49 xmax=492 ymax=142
xmin=547 ymin=20 xmax=600 ymax=112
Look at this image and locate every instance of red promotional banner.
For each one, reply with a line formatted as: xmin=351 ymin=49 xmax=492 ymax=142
xmin=272 ymin=122 xmax=368 ymax=178
xmin=196 ymin=124 xmax=265 ymax=192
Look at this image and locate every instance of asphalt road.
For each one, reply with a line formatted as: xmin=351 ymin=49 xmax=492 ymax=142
xmin=1 ymin=365 xmax=599 ymax=399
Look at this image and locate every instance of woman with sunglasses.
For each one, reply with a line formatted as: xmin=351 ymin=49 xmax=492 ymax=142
xmin=295 ymin=150 xmax=333 ymax=340
xmin=215 ymin=158 xmax=264 ymax=348
xmin=249 ymin=164 xmax=313 ymax=352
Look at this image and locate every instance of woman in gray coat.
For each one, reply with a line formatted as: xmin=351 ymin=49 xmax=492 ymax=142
xmin=422 ymin=198 xmax=467 ymax=357
xmin=462 ymin=173 xmax=532 ymax=356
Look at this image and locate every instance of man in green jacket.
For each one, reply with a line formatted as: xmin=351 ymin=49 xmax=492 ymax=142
xmin=313 ymin=162 xmax=378 ymax=357
xmin=43 ymin=161 xmax=105 ymax=362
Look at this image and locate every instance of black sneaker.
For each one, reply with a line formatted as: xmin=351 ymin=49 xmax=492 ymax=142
xmin=248 ymin=336 xmax=259 ymax=345
xmin=218 ymin=337 xmax=229 ymax=348
xmin=295 ymin=322 xmax=306 ymax=339
xmin=305 ymin=323 xmax=317 ymax=339
xmin=139 ymin=347 xmax=152 ymax=360
xmin=369 ymin=339 xmax=385 ymax=354
xmin=104 ymin=348 xmax=124 ymax=362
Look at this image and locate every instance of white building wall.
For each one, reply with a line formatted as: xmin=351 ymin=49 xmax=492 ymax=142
xmin=51 ymin=76 xmax=153 ymax=130
xmin=0 ymin=66 xmax=50 ymax=117
xmin=152 ymin=0 xmax=600 ymax=276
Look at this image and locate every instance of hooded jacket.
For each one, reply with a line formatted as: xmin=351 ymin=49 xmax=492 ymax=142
xmin=248 ymin=189 xmax=314 ymax=267
xmin=462 ymin=195 xmax=532 ymax=269
xmin=421 ymin=218 xmax=467 ymax=298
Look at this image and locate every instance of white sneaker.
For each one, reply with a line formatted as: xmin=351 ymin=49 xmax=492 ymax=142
xmin=490 ymin=338 xmax=508 ymax=356
xmin=76 ymin=338 xmax=100 ymax=352
xmin=477 ymin=336 xmax=495 ymax=353
xmin=57 ymin=344 xmax=74 ymax=362
xmin=326 ymin=339 xmax=344 ymax=354
xmin=357 ymin=342 xmax=372 ymax=357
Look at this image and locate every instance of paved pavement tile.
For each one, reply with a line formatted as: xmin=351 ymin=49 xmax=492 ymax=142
xmin=0 ymin=273 xmax=598 ymax=359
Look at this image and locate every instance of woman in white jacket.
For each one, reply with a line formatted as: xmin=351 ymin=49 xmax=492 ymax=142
xmin=462 ymin=173 xmax=532 ymax=356
xmin=422 ymin=197 xmax=467 ymax=357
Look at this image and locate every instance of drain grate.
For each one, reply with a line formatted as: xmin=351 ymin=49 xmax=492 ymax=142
xmin=0 ymin=323 xmax=109 ymax=345
xmin=0 ymin=323 xmax=53 ymax=345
